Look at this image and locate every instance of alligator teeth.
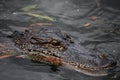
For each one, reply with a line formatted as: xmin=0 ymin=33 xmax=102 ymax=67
xmin=23 ymin=48 xmax=26 ymax=50
xmin=79 ymin=64 xmax=82 ymax=68
xmin=72 ymin=63 xmax=75 ymax=66
xmin=75 ymin=65 xmax=78 ymax=68
xmin=81 ymin=64 xmax=85 ymax=68
xmin=80 ymin=64 xmax=83 ymax=68
xmin=70 ymin=62 xmax=76 ymax=66
xmin=42 ymin=50 xmax=48 ymax=54
xmin=93 ymin=67 xmax=98 ymax=70
xmin=49 ymin=52 xmax=52 ymax=55
xmin=75 ymin=63 xmax=79 ymax=68
xmin=30 ymin=49 xmax=33 ymax=51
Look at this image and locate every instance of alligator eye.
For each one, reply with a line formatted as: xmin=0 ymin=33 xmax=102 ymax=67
xmin=51 ymin=40 xmax=61 ymax=46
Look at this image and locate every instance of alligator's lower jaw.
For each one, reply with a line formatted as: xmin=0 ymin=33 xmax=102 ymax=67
xmin=62 ymin=58 xmax=117 ymax=76
xmin=63 ymin=62 xmax=115 ymax=76
xmin=72 ymin=67 xmax=109 ymax=76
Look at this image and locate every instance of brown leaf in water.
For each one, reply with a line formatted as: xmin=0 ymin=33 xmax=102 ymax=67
xmin=83 ymin=23 xmax=91 ymax=27
xmin=89 ymin=16 xmax=98 ymax=21
xmin=30 ymin=22 xmax=52 ymax=26
xmin=0 ymin=54 xmax=13 ymax=59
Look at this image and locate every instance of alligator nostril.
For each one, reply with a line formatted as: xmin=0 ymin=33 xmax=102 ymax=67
xmin=101 ymin=60 xmax=117 ymax=69
xmin=98 ymin=53 xmax=105 ymax=59
xmin=109 ymin=61 xmax=117 ymax=68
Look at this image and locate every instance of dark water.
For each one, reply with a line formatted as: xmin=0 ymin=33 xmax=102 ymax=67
xmin=0 ymin=0 xmax=120 ymax=80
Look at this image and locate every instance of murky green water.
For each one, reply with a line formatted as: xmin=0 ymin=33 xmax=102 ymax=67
xmin=0 ymin=0 xmax=120 ymax=80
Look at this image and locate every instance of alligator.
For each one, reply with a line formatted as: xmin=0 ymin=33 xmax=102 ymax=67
xmin=10 ymin=29 xmax=117 ymax=76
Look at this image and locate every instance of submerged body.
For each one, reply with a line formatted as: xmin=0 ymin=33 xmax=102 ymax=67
xmin=10 ymin=29 xmax=117 ymax=76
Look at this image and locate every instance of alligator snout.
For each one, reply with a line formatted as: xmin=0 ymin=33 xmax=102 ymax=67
xmin=65 ymin=50 xmax=117 ymax=76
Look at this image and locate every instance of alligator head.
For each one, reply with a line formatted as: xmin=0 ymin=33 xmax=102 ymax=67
xmin=10 ymin=29 xmax=117 ymax=76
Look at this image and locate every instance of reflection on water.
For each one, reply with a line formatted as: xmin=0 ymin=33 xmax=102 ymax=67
xmin=0 ymin=0 xmax=120 ymax=80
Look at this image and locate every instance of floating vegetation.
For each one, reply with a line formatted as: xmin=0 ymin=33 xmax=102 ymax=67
xmin=21 ymin=4 xmax=37 ymax=11
xmin=13 ymin=12 xmax=56 ymax=22
xmin=26 ymin=13 xmax=56 ymax=21
xmin=15 ymin=4 xmax=56 ymax=22
xmin=83 ymin=22 xmax=91 ymax=27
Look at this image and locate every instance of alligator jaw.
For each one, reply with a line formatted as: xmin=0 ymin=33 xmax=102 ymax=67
xmin=27 ymin=51 xmax=117 ymax=76
xmin=63 ymin=60 xmax=117 ymax=76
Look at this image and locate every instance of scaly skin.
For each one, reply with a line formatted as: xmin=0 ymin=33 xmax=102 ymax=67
xmin=10 ymin=29 xmax=117 ymax=76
